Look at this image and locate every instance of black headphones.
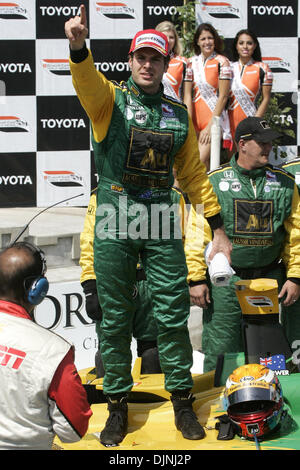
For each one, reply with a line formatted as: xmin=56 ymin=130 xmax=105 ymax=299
xmin=20 ymin=242 xmax=49 ymax=306
xmin=6 ymin=196 xmax=85 ymax=306
xmin=6 ymin=195 xmax=86 ymax=305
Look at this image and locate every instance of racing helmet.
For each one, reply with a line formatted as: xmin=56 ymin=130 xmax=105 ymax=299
xmin=223 ymin=363 xmax=284 ymax=439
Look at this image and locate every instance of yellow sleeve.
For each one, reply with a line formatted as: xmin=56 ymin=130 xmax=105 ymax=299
xmin=171 ymin=187 xmax=187 ymax=244
xmin=79 ymin=192 xmax=97 ymax=284
xmin=69 ymin=49 xmax=115 ymax=143
xmin=173 ymin=116 xmax=221 ymax=219
xmin=281 ymin=185 xmax=300 ymax=278
xmin=184 ymin=204 xmax=213 ymax=282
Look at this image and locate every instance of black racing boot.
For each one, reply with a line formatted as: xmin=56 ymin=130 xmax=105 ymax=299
xmin=100 ymin=395 xmax=128 ymax=446
xmin=171 ymin=392 xmax=206 ymax=440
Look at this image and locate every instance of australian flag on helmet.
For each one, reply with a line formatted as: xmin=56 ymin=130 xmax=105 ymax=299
xmin=260 ymin=354 xmax=286 ymax=371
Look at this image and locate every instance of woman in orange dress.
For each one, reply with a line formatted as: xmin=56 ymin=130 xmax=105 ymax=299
xmin=155 ymin=21 xmax=187 ymax=102
xmin=228 ymin=29 xmax=273 ymax=145
xmin=184 ymin=23 xmax=232 ymax=169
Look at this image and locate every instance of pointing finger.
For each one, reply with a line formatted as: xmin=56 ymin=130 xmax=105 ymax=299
xmin=80 ymin=4 xmax=87 ymax=27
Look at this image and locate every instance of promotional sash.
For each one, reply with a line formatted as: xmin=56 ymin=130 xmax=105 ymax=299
xmin=192 ymin=54 xmax=232 ymax=148
xmin=192 ymin=54 xmax=219 ymax=110
xmin=230 ymin=61 xmax=257 ymax=117
xmin=162 ymin=74 xmax=181 ymax=101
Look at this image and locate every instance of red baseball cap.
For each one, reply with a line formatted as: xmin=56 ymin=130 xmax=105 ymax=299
xmin=129 ymin=29 xmax=170 ymax=57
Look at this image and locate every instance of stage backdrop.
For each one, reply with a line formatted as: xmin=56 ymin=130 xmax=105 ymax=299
xmin=0 ymin=0 xmax=299 ymax=207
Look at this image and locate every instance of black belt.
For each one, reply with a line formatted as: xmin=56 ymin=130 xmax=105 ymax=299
xmin=122 ymin=172 xmax=169 ymax=189
xmin=232 ymin=258 xmax=283 ymax=279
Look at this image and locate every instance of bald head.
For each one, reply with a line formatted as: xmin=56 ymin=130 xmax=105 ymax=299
xmin=0 ymin=242 xmax=44 ymax=306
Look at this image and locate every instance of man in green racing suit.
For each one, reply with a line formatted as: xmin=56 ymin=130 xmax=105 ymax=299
xmin=185 ymin=117 xmax=300 ymax=372
xmin=80 ymin=186 xmax=188 ymax=376
xmin=65 ymin=6 xmax=231 ymax=445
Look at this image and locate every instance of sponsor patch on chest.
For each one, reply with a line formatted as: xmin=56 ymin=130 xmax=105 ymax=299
xmin=234 ymin=199 xmax=274 ymax=235
xmin=126 ymin=126 xmax=173 ymax=175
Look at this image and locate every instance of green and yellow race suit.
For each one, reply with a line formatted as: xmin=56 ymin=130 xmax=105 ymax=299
xmin=80 ymin=187 xmax=187 ymax=348
xmin=186 ymin=155 xmax=300 ymax=371
xmin=70 ymin=47 xmax=222 ymax=395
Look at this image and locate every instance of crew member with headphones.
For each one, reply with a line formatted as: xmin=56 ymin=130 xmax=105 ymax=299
xmin=0 ymin=241 xmax=92 ymax=450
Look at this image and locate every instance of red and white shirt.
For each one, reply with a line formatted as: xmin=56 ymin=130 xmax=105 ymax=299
xmin=0 ymin=300 xmax=92 ymax=450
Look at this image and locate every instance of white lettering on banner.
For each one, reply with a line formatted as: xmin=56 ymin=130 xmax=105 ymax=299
xmin=251 ymin=5 xmax=294 ymax=15
xmin=147 ymin=6 xmax=177 ymax=16
xmin=0 ymin=63 xmax=32 ymax=73
xmin=0 ymin=175 xmax=32 ymax=185
xmin=39 ymin=6 xmax=81 ymax=16
xmin=273 ymin=114 xmax=294 ymax=125
xmin=95 ymin=62 xmax=130 ymax=73
xmin=40 ymin=118 xmax=86 ymax=129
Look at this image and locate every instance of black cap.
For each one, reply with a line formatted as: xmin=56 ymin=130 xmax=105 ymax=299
xmin=235 ymin=117 xmax=282 ymax=143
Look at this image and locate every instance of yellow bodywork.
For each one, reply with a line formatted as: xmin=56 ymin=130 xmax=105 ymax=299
xmin=235 ymin=278 xmax=279 ymax=315
xmin=53 ymin=279 xmax=296 ymax=451
xmin=79 ymin=358 xmax=217 ymax=401
xmin=53 ymin=359 xmax=259 ymax=450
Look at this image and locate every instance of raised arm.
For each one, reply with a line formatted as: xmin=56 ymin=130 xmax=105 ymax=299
xmin=65 ymin=4 xmax=115 ymax=143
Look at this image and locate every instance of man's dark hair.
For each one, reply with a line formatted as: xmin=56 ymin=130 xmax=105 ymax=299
xmin=0 ymin=242 xmax=43 ymax=303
